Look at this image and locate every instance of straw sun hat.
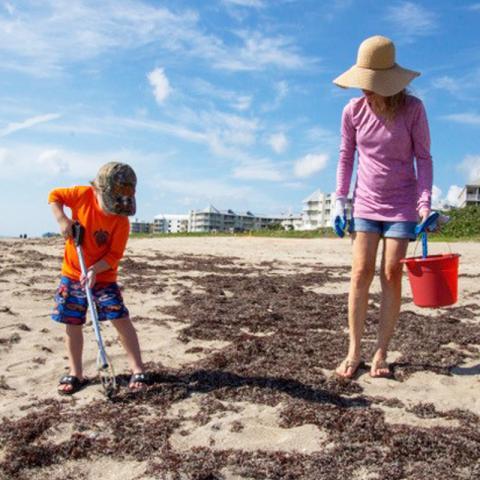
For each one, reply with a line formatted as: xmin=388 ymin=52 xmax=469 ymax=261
xmin=333 ymin=35 xmax=420 ymax=97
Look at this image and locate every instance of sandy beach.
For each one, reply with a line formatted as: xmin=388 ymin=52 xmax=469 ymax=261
xmin=1 ymin=236 xmax=479 ymax=479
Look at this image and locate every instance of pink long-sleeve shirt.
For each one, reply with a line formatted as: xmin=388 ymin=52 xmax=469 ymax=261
xmin=335 ymin=95 xmax=433 ymax=222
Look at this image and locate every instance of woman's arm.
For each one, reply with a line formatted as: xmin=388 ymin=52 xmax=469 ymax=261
xmin=336 ymin=103 xmax=356 ymax=201
xmin=412 ymin=101 xmax=433 ymax=220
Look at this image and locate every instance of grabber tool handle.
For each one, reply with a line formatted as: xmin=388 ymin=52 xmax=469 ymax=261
xmin=71 ymin=222 xmax=109 ymax=370
xmin=72 ymin=221 xmax=85 ymax=247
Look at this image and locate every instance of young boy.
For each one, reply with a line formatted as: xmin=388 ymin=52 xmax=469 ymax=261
xmin=49 ymin=162 xmax=147 ymax=394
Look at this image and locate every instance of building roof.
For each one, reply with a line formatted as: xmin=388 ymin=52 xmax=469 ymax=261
xmin=302 ymin=189 xmax=323 ymax=203
xmin=154 ymin=214 xmax=189 ymax=220
xmin=190 ymin=204 xmax=296 ymax=221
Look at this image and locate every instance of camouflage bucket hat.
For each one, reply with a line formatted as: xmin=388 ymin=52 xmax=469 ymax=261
xmin=95 ymin=162 xmax=137 ymax=216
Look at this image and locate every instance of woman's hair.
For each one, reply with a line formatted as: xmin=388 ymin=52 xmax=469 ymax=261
xmin=371 ymin=89 xmax=408 ymax=121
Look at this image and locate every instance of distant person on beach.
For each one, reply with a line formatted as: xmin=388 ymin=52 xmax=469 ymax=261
xmin=332 ymin=36 xmax=433 ymax=378
xmin=48 ymin=162 xmax=148 ymax=394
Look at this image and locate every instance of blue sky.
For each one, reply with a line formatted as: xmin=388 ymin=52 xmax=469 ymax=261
xmin=1 ymin=0 xmax=480 ymax=236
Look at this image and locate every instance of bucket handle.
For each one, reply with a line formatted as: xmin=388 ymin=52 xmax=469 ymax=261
xmin=411 ymin=212 xmax=452 ymax=258
xmin=411 ymin=232 xmax=452 ymax=258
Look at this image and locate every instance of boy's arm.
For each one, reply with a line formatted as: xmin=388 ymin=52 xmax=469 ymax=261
xmin=48 ymin=187 xmax=81 ymax=239
xmin=103 ymin=219 xmax=130 ymax=271
xmin=50 ymin=202 xmax=74 ymax=239
xmin=83 ymin=219 xmax=130 ymax=288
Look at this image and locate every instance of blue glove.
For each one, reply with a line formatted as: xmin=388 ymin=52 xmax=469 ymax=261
xmin=333 ymin=214 xmax=347 ymax=238
xmin=332 ymin=197 xmax=347 ymax=237
xmin=415 ymin=211 xmax=440 ymax=237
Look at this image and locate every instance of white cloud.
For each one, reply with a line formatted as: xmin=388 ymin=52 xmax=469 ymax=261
xmin=431 ymin=184 xmax=442 ymax=208
xmin=215 ymin=31 xmax=313 ymax=71
xmin=431 ymin=184 xmax=464 ymax=208
xmin=432 ymin=70 xmax=480 ymax=101
xmin=276 ymin=80 xmax=289 ymax=100
xmin=0 ymin=113 xmax=61 ymax=137
xmin=115 ymin=116 xmax=207 ymax=144
xmin=324 ymin=0 xmax=353 ymax=21
xmin=0 ymin=144 xmax=148 ymax=180
xmin=261 ymin=80 xmax=289 ymax=112
xmin=148 ymin=68 xmax=171 ymax=104
xmin=0 ymin=1 xmax=315 ymax=76
xmin=3 ymin=2 xmax=14 ymax=15
xmin=431 ymin=76 xmax=461 ymax=95
xmin=268 ymin=133 xmax=288 ymax=154
xmin=446 ymin=185 xmax=462 ymax=207
xmin=37 ymin=149 xmax=70 ymax=175
xmin=467 ymin=3 xmax=480 ymax=11
xmin=232 ymin=95 xmax=252 ymax=111
xmin=293 ymin=153 xmax=328 ymax=178
xmin=155 ymin=178 xmax=252 ymax=200
xmin=306 ymin=126 xmax=338 ymax=150
xmin=443 ymin=113 xmax=480 ymax=126
xmin=222 ymin=0 xmax=265 ymax=7
xmin=385 ymin=2 xmax=437 ymax=41
xmin=459 ymin=154 xmax=480 ymax=182
xmin=113 ymin=111 xmax=257 ymax=163
xmin=233 ymin=159 xmax=283 ymax=181
xmin=189 ymin=78 xmax=252 ymax=111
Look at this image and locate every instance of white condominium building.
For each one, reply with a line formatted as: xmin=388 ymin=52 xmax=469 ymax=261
xmin=153 ymin=214 xmax=189 ymax=233
xmin=280 ymin=214 xmax=304 ymax=231
xmin=302 ymin=190 xmax=353 ymax=230
xmin=457 ymin=180 xmax=480 ymax=208
xmin=188 ymin=205 xmax=292 ymax=232
xmin=130 ymin=219 xmax=152 ymax=234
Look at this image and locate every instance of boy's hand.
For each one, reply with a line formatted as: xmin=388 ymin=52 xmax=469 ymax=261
xmin=59 ymin=217 xmax=74 ymax=240
xmin=81 ymin=268 xmax=96 ymax=289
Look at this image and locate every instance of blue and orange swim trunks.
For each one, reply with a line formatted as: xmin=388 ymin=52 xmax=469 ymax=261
xmin=51 ymin=276 xmax=129 ymax=325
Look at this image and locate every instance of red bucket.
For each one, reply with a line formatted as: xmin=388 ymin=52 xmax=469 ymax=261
xmin=400 ymin=253 xmax=460 ymax=308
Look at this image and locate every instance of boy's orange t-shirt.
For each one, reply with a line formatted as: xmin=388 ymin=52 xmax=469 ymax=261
xmin=48 ymin=186 xmax=130 ymax=283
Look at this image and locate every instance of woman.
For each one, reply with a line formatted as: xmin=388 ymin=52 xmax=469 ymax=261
xmin=332 ymin=35 xmax=432 ymax=378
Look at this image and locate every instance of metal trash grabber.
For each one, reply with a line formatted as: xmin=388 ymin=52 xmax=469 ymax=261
xmin=72 ymin=221 xmax=117 ymax=398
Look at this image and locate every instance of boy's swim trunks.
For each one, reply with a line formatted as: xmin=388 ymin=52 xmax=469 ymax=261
xmin=51 ymin=276 xmax=129 ymax=325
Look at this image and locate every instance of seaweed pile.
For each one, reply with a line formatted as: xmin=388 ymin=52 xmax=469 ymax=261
xmin=1 ymin=248 xmax=479 ymax=479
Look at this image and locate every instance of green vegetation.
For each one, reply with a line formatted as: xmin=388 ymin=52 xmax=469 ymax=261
xmin=130 ymin=228 xmax=337 ymax=239
xmin=430 ymin=206 xmax=480 ymax=242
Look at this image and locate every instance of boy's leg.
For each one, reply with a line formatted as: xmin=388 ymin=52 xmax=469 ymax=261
xmin=59 ymin=324 xmax=84 ymax=393
xmin=111 ymin=317 xmax=145 ymax=388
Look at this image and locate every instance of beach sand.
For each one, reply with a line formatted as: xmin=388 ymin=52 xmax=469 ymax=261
xmin=0 ymin=236 xmax=479 ymax=479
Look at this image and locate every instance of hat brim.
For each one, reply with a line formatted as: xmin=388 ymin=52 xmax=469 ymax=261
xmin=333 ymin=63 xmax=420 ymax=97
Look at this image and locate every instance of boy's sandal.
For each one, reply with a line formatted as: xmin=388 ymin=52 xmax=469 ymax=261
xmin=128 ymin=372 xmax=150 ymax=391
xmin=335 ymin=358 xmax=364 ymax=379
xmin=57 ymin=375 xmax=89 ymax=395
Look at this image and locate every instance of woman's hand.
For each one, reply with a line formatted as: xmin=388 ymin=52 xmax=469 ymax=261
xmin=332 ymin=198 xmax=347 ymax=237
xmin=419 ymin=208 xmax=431 ymax=224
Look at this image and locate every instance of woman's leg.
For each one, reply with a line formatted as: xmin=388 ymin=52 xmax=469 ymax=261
xmin=59 ymin=324 xmax=84 ymax=393
xmin=371 ymin=237 xmax=409 ymax=377
xmin=336 ymin=232 xmax=380 ymax=377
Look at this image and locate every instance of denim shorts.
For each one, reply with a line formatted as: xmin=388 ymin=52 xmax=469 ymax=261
xmin=350 ymin=217 xmax=417 ymax=240
xmin=52 ymin=276 xmax=129 ymax=325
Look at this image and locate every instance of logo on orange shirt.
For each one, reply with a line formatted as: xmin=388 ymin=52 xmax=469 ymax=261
xmin=94 ymin=229 xmax=109 ymax=247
